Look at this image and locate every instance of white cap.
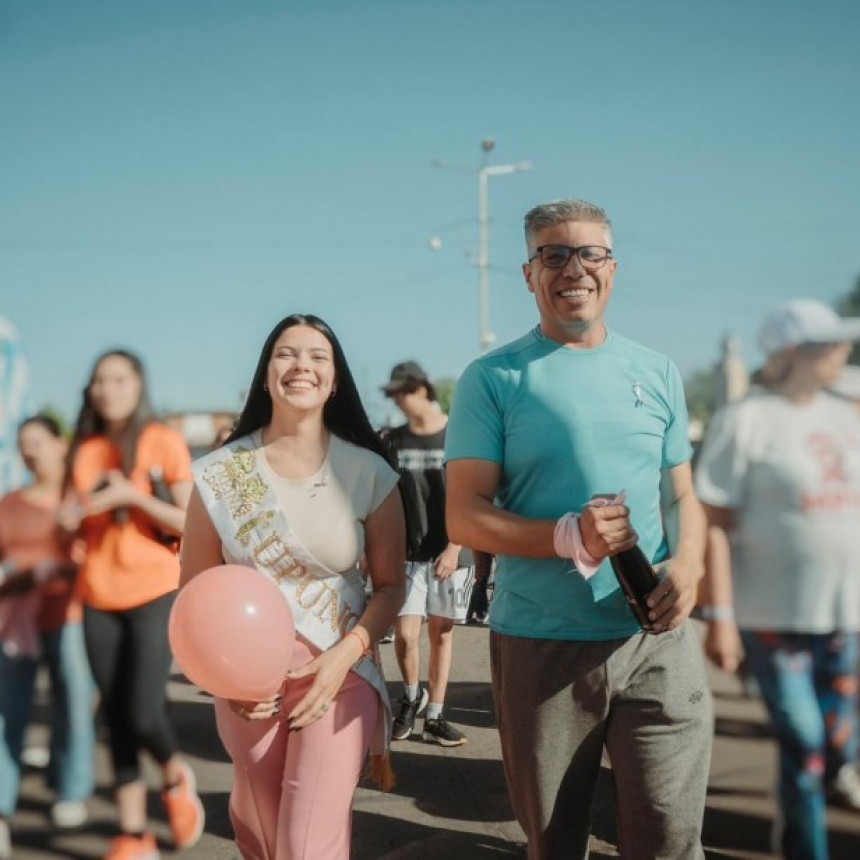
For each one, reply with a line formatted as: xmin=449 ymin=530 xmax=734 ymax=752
xmin=757 ymin=299 xmax=860 ymax=357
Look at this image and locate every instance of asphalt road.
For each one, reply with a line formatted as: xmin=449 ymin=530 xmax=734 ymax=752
xmin=8 ymin=621 xmax=860 ymax=859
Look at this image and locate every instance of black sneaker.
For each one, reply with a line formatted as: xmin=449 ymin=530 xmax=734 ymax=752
xmin=391 ymin=687 xmax=428 ymax=740
xmin=422 ymin=714 xmax=467 ymax=747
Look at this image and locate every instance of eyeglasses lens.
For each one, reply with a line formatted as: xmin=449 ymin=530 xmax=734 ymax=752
xmin=539 ymin=246 xmax=609 ymax=270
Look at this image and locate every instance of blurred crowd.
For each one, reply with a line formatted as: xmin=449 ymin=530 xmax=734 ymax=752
xmin=1 ymin=283 xmax=860 ymax=860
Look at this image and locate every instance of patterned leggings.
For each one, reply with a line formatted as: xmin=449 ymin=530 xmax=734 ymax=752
xmin=741 ymin=630 xmax=859 ymax=860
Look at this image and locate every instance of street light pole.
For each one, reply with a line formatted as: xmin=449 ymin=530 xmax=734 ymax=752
xmin=433 ymin=140 xmax=532 ymax=353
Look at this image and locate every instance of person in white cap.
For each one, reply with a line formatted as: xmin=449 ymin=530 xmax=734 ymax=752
xmin=696 ymin=298 xmax=860 ymax=859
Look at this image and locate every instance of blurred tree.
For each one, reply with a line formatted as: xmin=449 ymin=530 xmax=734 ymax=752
xmin=35 ymin=405 xmax=70 ymax=437
xmin=836 ymin=276 xmax=860 ymax=365
xmin=684 ymin=368 xmax=715 ymax=426
xmin=435 ymin=377 xmax=457 ymax=414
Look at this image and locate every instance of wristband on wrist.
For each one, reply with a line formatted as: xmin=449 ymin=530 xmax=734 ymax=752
xmin=699 ymin=605 xmax=735 ymax=622
xmin=554 ymin=513 xmax=602 ymax=579
xmin=345 ymin=629 xmax=371 ymax=656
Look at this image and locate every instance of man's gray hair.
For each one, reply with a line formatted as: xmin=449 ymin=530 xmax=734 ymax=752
xmin=524 ymin=199 xmax=613 ymax=250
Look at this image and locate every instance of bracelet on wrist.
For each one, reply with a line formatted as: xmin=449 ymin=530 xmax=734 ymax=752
xmin=699 ymin=605 xmax=735 ymax=622
xmin=345 ymin=629 xmax=371 ymax=656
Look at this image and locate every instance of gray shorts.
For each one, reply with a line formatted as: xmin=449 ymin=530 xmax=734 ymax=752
xmin=399 ymin=561 xmax=474 ymax=622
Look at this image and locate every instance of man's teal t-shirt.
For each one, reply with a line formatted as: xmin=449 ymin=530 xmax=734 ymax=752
xmin=445 ymin=326 xmax=692 ymax=641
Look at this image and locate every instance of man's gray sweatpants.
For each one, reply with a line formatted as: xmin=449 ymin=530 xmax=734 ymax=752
xmin=490 ymin=622 xmax=713 ymax=860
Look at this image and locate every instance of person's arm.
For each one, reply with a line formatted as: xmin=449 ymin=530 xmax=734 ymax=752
xmin=700 ymin=504 xmax=742 ymax=672
xmin=287 ymin=487 xmax=406 ymax=729
xmin=433 ymin=542 xmax=462 ymax=579
xmin=178 ymin=486 xmax=223 ymax=587
xmin=445 ymin=458 xmax=634 ymax=560
xmin=179 ymin=486 xmax=287 ymax=720
xmin=84 ymin=471 xmax=191 ymax=536
xmin=643 ymin=462 xmax=707 ymax=633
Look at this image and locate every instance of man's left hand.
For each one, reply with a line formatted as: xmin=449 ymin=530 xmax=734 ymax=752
xmin=644 ymin=555 xmax=702 ymax=633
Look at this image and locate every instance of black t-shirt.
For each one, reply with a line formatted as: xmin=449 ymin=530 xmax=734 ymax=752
xmin=385 ymin=423 xmax=472 ymax=566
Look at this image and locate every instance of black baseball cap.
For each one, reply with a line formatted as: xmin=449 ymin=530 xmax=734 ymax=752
xmin=382 ymin=361 xmax=430 ymax=395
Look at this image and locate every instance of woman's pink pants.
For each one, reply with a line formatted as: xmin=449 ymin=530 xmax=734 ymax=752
xmin=214 ymin=642 xmax=377 ymax=859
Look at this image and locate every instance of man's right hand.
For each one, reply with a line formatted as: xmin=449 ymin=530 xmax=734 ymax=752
xmin=578 ymin=501 xmax=638 ymax=560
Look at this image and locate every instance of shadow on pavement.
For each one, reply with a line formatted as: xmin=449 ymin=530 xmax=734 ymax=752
xmin=353 ymin=811 xmax=526 ymax=859
xmin=384 ymin=753 xmax=512 ymax=823
xmin=166 ymin=696 xmax=230 ymax=764
xmin=715 ymin=716 xmax=773 ymax=740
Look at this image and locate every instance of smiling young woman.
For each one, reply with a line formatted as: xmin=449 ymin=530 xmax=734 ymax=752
xmin=180 ymin=313 xmax=407 ymax=860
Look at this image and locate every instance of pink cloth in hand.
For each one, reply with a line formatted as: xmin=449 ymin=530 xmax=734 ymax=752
xmin=554 ymin=514 xmax=602 ymax=579
xmin=554 ymin=491 xmax=627 ymax=581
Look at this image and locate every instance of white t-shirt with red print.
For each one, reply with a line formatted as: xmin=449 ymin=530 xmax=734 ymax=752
xmin=696 ymin=388 xmax=860 ymax=632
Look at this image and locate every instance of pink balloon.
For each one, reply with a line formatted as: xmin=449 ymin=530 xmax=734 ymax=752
xmin=169 ymin=564 xmax=295 ymax=701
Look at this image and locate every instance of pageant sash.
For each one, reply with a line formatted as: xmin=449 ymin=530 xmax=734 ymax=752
xmin=192 ymin=433 xmax=393 ymax=783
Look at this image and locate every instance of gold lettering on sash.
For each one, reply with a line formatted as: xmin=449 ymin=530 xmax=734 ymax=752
xmin=314 ymin=590 xmax=341 ymax=632
xmin=203 ymin=447 xmax=267 ymax=520
xmin=235 ymin=511 xmax=276 ymax=548
xmin=295 ymin=578 xmax=328 ymax=610
xmin=252 ymin=534 xmax=307 ymax=581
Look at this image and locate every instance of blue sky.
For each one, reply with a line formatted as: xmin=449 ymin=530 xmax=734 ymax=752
xmin=2 ymin=0 xmax=858 ymax=427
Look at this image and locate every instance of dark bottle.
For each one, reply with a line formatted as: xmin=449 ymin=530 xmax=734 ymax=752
xmin=610 ymin=544 xmax=660 ymax=630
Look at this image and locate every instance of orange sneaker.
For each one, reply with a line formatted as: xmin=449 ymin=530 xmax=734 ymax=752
xmin=103 ymin=832 xmax=160 ymax=860
xmin=161 ymin=761 xmax=205 ymax=849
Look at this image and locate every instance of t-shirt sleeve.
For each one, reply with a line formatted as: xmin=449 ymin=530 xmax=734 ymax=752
xmin=662 ymin=359 xmax=694 ymax=468
xmin=445 ymin=360 xmax=504 ymax=464
xmin=694 ymin=403 xmax=745 ymax=508
xmin=367 ymin=453 xmax=400 ymax=515
xmin=158 ymin=427 xmax=193 ymax=485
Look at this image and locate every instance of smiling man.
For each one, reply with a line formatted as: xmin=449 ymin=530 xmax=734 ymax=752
xmin=445 ymin=199 xmax=711 ymax=859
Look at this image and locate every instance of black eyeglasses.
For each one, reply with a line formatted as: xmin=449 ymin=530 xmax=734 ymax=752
xmin=528 ymin=245 xmax=613 ymax=271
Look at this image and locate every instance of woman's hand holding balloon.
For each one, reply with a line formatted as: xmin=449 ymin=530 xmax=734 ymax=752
xmin=229 ymin=693 xmax=283 ymax=722
xmin=169 ymin=565 xmax=296 ymax=701
xmin=286 ymin=634 xmax=365 ymax=729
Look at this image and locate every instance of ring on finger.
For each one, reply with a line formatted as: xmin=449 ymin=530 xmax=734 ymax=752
xmin=321 ymin=702 xmax=330 ymax=713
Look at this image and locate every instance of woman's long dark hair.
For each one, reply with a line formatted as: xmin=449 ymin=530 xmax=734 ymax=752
xmin=227 ymin=314 xmax=391 ymax=465
xmin=229 ymin=313 xmax=413 ymax=549
xmin=65 ymin=349 xmax=155 ymax=489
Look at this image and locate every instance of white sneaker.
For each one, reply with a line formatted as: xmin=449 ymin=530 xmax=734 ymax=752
xmin=51 ymin=799 xmax=88 ymax=828
xmin=0 ymin=818 xmax=11 ymax=860
xmin=20 ymin=745 xmax=50 ymax=768
xmin=827 ymin=764 xmax=860 ymax=810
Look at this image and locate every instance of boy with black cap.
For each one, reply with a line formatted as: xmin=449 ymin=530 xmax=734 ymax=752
xmin=382 ymin=361 xmax=471 ymax=746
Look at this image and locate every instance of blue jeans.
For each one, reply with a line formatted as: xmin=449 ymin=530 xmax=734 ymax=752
xmin=0 ymin=622 xmax=96 ymax=817
xmin=741 ymin=630 xmax=859 ymax=860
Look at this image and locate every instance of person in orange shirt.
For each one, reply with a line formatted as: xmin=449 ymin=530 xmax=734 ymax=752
xmin=0 ymin=415 xmax=95 ymax=860
xmin=60 ymin=350 xmax=204 ymax=860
